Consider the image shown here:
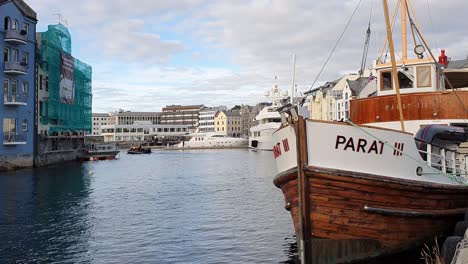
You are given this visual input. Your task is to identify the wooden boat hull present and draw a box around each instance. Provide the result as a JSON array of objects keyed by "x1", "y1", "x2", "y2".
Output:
[{"x1": 274, "y1": 165, "x2": 468, "y2": 263}]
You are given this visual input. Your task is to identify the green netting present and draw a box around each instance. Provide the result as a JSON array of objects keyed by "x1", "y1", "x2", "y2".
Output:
[{"x1": 39, "y1": 24, "x2": 92, "y2": 133}]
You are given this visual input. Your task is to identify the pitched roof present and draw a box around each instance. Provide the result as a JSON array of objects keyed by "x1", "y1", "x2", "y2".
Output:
[
  {"x1": 347, "y1": 77, "x2": 369, "y2": 96},
  {"x1": 226, "y1": 111, "x2": 241, "y2": 117},
  {"x1": 446, "y1": 59, "x2": 468, "y2": 70},
  {"x1": 0, "y1": 0, "x2": 37, "y2": 21}
]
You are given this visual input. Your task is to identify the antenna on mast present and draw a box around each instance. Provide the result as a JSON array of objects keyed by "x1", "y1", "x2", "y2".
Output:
[
  {"x1": 52, "y1": 14, "x2": 69, "y2": 28},
  {"x1": 291, "y1": 54, "x2": 296, "y2": 104}
]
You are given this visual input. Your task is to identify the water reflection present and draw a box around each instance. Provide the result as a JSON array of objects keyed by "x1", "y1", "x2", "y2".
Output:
[
  {"x1": 0, "y1": 151, "x2": 297, "y2": 263},
  {"x1": 0, "y1": 163, "x2": 92, "y2": 263},
  {"x1": 280, "y1": 236, "x2": 298, "y2": 264}
]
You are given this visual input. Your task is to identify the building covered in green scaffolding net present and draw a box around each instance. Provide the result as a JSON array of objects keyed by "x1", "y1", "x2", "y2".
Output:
[
  {"x1": 37, "y1": 23, "x2": 92, "y2": 134},
  {"x1": 36, "y1": 23, "x2": 92, "y2": 166}
]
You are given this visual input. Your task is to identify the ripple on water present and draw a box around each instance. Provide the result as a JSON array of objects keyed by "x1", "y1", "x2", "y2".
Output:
[{"x1": 0, "y1": 150, "x2": 295, "y2": 263}]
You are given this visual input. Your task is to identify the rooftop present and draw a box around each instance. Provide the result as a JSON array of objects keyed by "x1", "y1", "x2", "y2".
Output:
[{"x1": 0, "y1": 0, "x2": 37, "y2": 21}]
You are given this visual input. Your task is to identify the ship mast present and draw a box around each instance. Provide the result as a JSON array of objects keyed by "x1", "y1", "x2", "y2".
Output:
[
  {"x1": 291, "y1": 54, "x2": 296, "y2": 104},
  {"x1": 401, "y1": 0, "x2": 408, "y2": 61},
  {"x1": 383, "y1": 0, "x2": 406, "y2": 132}
]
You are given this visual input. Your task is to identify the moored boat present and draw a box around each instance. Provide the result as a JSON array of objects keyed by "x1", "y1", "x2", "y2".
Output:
[
  {"x1": 249, "y1": 84, "x2": 287, "y2": 150},
  {"x1": 127, "y1": 145, "x2": 151, "y2": 154},
  {"x1": 78, "y1": 143, "x2": 120, "y2": 161},
  {"x1": 177, "y1": 132, "x2": 248, "y2": 148},
  {"x1": 272, "y1": 0, "x2": 468, "y2": 263}
]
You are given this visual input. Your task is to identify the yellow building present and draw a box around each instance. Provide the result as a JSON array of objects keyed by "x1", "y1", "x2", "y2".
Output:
[
  {"x1": 214, "y1": 111, "x2": 242, "y2": 137},
  {"x1": 214, "y1": 111, "x2": 227, "y2": 134}
]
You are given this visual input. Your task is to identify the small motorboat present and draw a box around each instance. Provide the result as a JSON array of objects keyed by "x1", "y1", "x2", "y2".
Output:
[
  {"x1": 78, "y1": 143, "x2": 120, "y2": 161},
  {"x1": 127, "y1": 145, "x2": 152, "y2": 154}
]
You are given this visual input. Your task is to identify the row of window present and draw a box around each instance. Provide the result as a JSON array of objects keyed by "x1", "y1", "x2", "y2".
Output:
[
  {"x1": 216, "y1": 120, "x2": 242, "y2": 126},
  {"x1": 3, "y1": 79, "x2": 28, "y2": 101},
  {"x1": 4, "y1": 17, "x2": 29, "y2": 34},
  {"x1": 103, "y1": 127, "x2": 188, "y2": 133},
  {"x1": 3, "y1": 47, "x2": 29, "y2": 64},
  {"x1": 380, "y1": 66, "x2": 432, "y2": 91}
]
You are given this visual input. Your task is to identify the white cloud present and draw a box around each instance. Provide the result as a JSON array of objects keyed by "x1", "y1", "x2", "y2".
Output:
[{"x1": 26, "y1": 0, "x2": 468, "y2": 112}]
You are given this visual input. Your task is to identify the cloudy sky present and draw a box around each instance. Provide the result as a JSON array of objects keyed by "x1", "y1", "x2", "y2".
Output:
[{"x1": 27, "y1": 0, "x2": 468, "y2": 113}]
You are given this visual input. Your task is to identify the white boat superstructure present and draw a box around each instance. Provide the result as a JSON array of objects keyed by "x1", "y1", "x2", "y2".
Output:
[
  {"x1": 249, "y1": 84, "x2": 288, "y2": 150},
  {"x1": 177, "y1": 132, "x2": 248, "y2": 148}
]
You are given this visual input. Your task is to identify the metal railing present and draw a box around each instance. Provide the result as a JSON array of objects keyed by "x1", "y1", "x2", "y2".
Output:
[
  {"x1": 416, "y1": 139, "x2": 468, "y2": 177},
  {"x1": 4, "y1": 94, "x2": 27, "y2": 105},
  {"x1": 3, "y1": 133, "x2": 27, "y2": 144},
  {"x1": 4, "y1": 61, "x2": 28, "y2": 74},
  {"x1": 5, "y1": 30, "x2": 28, "y2": 43}
]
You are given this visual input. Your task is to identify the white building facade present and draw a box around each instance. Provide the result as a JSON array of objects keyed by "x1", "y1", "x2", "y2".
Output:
[
  {"x1": 92, "y1": 113, "x2": 111, "y2": 136},
  {"x1": 198, "y1": 106, "x2": 227, "y2": 133}
]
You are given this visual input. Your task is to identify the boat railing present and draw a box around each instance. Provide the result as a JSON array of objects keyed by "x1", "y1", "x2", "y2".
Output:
[{"x1": 415, "y1": 139, "x2": 468, "y2": 177}]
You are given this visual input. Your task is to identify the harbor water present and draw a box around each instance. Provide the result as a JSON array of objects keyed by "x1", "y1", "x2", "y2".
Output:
[{"x1": 0, "y1": 150, "x2": 297, "y2": 263}]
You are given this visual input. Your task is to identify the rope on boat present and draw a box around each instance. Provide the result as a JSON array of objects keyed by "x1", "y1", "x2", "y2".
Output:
[
  {"x1": 451, "y1": 237, "x2": 468, "y2": 264},
  {"x1": 345, "y1": 120, "x2": 467, "y2": 185}
]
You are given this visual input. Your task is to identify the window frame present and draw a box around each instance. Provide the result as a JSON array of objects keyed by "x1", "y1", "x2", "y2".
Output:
[
  {"x1": 380, "y1": 70, "x2": 393, "y2": 91},
  {"x1": 22, "y1": 119, "x2": 27, "y2": 132},
  {"x1": 12, "y1": 19, "x2": 18, "y2": 31},
  {"x1": 416, "y1": 65, "x2": 432, "y2": 88}
]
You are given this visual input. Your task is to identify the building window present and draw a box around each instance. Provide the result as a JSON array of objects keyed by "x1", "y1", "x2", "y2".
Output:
[
  {"x1": 4, "y1": 79, "x2": 9, "y2": 101},
  {"x1": 23, "y1": 23, "x2": 29, "y2": 34},
  {"x1": 22, "y1": 81, "x2": 28, "y2": 96},
  {"x1": 4, "y1": 17, "x2": 10, "y2": 30},
  {"x1": 45, "y1": 77, "x2": 49, "y2": 91},
  {"x1": 22, "y1": 119, "x2": 27, "y2": 131},
  {"x1": 3, "y1": 118, "x2": 16, "y2": 136},
  {"x1": 11, "y1": 49, "x2": 18, "y2": 62},
  {"x1": 4, "y1": 47, "x2": 9, "y2": 62},
  {"x1": 39, "y1": 75, "x2": 43, "y2": 90},
  {"x1": 12, "y1": 20, "x2": 18, "y2": 31},
  {"x1": 11, "y1": 80, "x2": 17, "y2": 99},
  {"x1": 21, "y1": 52, "x2": 28, "y2": 65}
]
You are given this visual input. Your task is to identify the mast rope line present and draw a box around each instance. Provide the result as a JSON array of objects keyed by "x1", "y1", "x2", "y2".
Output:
[
  {"x1": 307, "y1": 0, "x2": 363, "y2": 93},
  {"x1": 346, "y1": 119, "x2": 468, "y2": 184}
]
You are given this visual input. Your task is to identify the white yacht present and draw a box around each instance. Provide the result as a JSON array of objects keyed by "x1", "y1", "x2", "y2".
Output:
[
  {"x1": 177, "y1": 132, "x2": 248, "y2": 148},
  {"x1": 249, "y1": 84, "x2": 288, "y2": 151}
]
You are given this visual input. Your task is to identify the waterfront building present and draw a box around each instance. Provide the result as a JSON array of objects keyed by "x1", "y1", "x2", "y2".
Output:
[
  {"x1": 0, "y1": 0, "x2": 37, "y2": 170},
  {"x1": 36, "y1": 23, "x2": 92, "y2": 166},
  {"x1": 100, "y1": 123, "x2": 189, "y2": 142},
  {"x1": 161, "y1": 105, "x2": 202, "y2": 132},
  {"x1": 198, "y1": 105, "x2": 227, "y2": 133},
  {"x1": 306, "y1": 70, "x2": 373, "y2": 121},
  {"x1": 110, "y1": 110, "x2": 161, "y2": 125},
  {"x1": 92, "y1": 113, "x2": 111, "y2": 136},
  {"x1": 214, "y1": 110, "x2": 242, "y2": 137},
  {"x1": 239, "y1": 104, "x2": 262, "y2": 138},
  {"x1": 306, "y1": 80, "x2": 339, "y2": 121}
]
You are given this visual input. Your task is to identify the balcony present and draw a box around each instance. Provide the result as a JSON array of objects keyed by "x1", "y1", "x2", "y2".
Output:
[
  {"x1": 4, "y1": 61, "x2": 27, "y2": 75},
  {"x1": 4, "y1": 94, "x2": 27, "y2": 106},
  {"x1": 3, "y1": 133, "x2": 26, "y2": 145},
  {"x1": 4, "y1": 30, "x2": 28, "y2": 45}
]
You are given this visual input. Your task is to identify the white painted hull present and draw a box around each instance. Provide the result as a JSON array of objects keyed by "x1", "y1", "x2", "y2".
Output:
[
  {"x1": 249, "y1": 124, "x2": 280, "y2": 151},
  {"x1": 273, "y1": 120, "x2": 464, "y2": 185},
  {"x1": 249, "y1": 136, "x2": 274, "y2": 151},
  {"x1": 177, "y1": 137, "x2": 248, "y2": 148}
]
